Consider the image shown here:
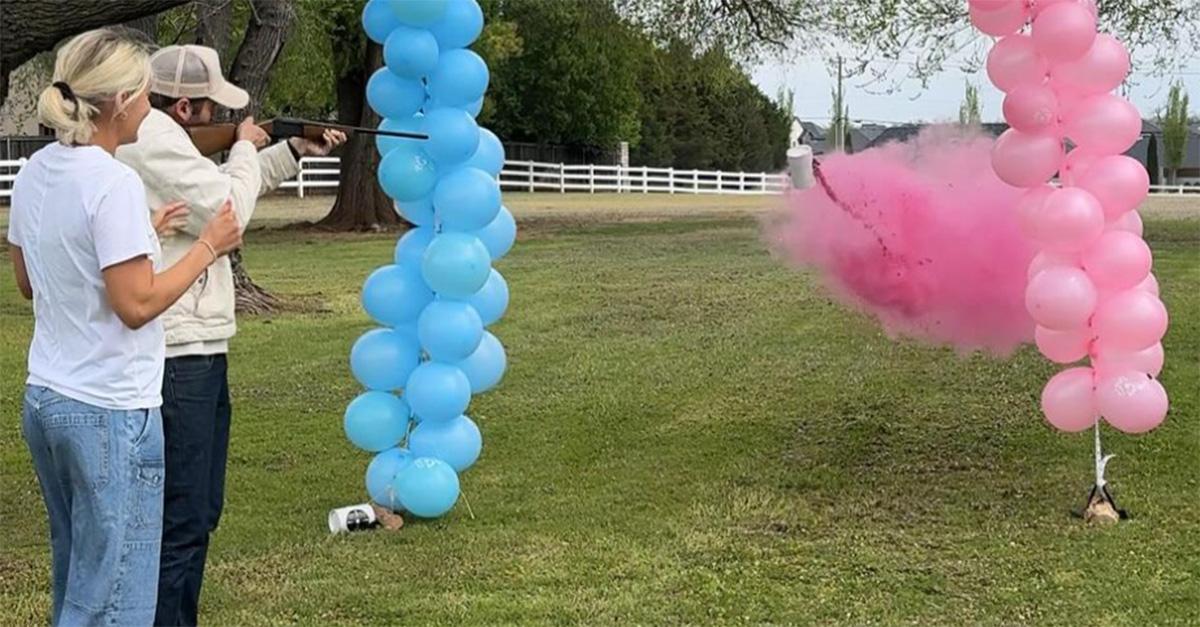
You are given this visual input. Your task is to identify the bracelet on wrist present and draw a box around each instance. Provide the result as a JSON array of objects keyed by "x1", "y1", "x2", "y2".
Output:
[{"x1": 197, "y1": 239, "x2": 218, "y2": 264}]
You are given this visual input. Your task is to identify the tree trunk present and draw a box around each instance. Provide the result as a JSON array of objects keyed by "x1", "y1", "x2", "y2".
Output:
[
  {"x1": 227, "y1": 0, "x2": 296, "y2": 119},
  {"x1": 221, "y1": 0, "x2": 296, "y2": 314},
  {"x1": 122, "y1": 13, "x2": 160, "y2": 40},
  {"x1": 194, "y1": 0, "x2": 235, "y2": 58},
  {"x1": 230, "y1": 249, "x2": 282, "y2": 315},
  {"x1": 0, "y1": 0, "x2": 189, "y2": 106},
  {"x1": 316, "y1": 42, "x2": 401, "y2": 231}
]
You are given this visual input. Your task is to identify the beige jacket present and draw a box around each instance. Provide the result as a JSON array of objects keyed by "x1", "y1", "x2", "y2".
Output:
[{"x1": 116, "y1": 109, "x2": 299, "y2": 354}]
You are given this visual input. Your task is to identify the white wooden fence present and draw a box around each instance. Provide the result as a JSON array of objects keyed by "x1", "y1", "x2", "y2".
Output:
[
  {"x1": 0, "y1": 158, "x2": 22, "y2": 201},
  {"x1": 2, "y1": 156, "x2": 1198, "y2": 201},
  {"x1": 499, "y1": 160, "x2": 788, "y2": 195}
]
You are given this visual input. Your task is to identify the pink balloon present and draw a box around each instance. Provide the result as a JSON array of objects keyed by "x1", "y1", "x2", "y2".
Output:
[
  {"x1": 1026, "y1": 265, "x2": 1097, "y2": 329},
  {"x1": 1136, "y1": 272, "x2": 1159, "y2": 296},
  {"x1": 1081, "y1": 231, "x2": 1152, "y2": 290},
  {"x1": 1032, "y1": 2, "x2": 1097, "y2": 63},
  {"x1": 1017, "y1": 185, "x2": 1056, "y2": 239},
  {"x1": 1096, "y1": 370, "x2": 1168, "y2": 434},
  {"x1": 1058, "y1": 148, "x2": 1100, "y2": 185},
  {"x1": 992, "y1": 129, "x2": 1065, "y2": 187},
  {"x1": 1003, "y1": 84, "x2": 1060, "y2": 134},
  {"x1": 1036, "y1": 325, "x2": 1093, "y2": 363},
  {"x1": 1076, "y1": 155, "x2": 1150, "y2": 219},
  {"x1": 970, "y1": 0, "x2": 1013, "y2": 11},
  {"x1": 987, "y1": 35, "x2": 1050, "y2": 93},
  {"x1": 971, "y1": 1, "x2": 1032, "y2": 37},
  {"x1": 1041, "y1": 367, "x2": 1098, "y2": 432},
  {"x1": 1105, "y1": 209, "x2": 1144, "y2": 237},
  {"x1": 1064, "y1": 94, "x2": 1142, "y2": 155},
  {"x1": 1092, "y1": 289, "x2": 1168, "y2": 350},
  {"x1": 1052, "y1": 34, "x2": 1131, "y2": 97},
  {"x1": 1028, "y1": 187, "x2": 1105, "y2": 252},
  {"x1": 1093, "y1": 341, "x2": 1164, "y2": 377},
  {"x1": 1027, "y1": 250, "x2": 1081, "y2": 280},
  {"x1": 1032, "y1": 0, "x2": 1074, "y2": 15}
]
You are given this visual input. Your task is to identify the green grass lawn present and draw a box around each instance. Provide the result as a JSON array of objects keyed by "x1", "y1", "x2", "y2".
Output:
[{"x1": 0, "y1": 204, "x2": 1197, "y2": 625}]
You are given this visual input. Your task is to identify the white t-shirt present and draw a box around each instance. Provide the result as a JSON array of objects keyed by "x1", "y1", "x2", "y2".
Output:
[{"x1": 7, "y1": 142, "x2": 165, "y2": 410}]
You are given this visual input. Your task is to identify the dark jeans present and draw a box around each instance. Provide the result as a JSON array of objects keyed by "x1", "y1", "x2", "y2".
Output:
[{"x1": 154, "y1": 354, "x2": 231, "y2": 627}]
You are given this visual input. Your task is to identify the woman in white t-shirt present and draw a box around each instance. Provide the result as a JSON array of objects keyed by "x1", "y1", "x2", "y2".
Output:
[{"x1": 5, "y1": 29, "x2": 242, "y2": 626}]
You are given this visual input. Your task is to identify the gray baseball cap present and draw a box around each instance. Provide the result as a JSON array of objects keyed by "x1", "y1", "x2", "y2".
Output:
[{"x1": 149, "y1": 45, "x2": 249, "y2": 109}]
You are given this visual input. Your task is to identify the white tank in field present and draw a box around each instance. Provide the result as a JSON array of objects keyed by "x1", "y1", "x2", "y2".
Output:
[{"x1": 787, "y1": 145, "x2": 815, "y2": 190}]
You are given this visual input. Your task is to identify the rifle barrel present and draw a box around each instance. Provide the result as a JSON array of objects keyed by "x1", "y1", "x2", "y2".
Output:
[
  {"x1": 275, "y1": 118, "x2": 427, "y2": 141},
  {"x1": 353, "y1": 127, "x2": 428, "y2": 140}
]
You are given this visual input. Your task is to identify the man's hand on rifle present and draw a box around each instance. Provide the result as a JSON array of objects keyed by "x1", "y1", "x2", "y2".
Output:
[
  {"x1": 289, "y1": 129, "x2": 348, "y2": 157},
  {"x1": 236, "y1": 116, "x2": 271, "y2": 149}
]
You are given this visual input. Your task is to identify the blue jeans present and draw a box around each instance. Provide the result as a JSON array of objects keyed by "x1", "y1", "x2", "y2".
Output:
[
  {"x1": 155, "y1": 354, "x2": 231, "y2": 627},
  {"x1": 22, "y1": 385, "x2": 165, "y2": 627}
]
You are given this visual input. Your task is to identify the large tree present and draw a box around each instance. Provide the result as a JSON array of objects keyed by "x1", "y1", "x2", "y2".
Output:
[
  {"x1": 316, "y1": 40, "x2": 396, "y2": 231},
  {"x1": 218, "y1": 0, "x2": 298, "y2": 313},
  {"x1": 0, "y1": 0, "x2": 190, "y2": 106},
  {"x1": 311, "y1": 0, "x2": 398, "y2": 231}
]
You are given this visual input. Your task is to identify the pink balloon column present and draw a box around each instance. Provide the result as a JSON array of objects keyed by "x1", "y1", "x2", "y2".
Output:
[{"x1": 971, "y1": 0, "x2": 1168, "y2": 435}]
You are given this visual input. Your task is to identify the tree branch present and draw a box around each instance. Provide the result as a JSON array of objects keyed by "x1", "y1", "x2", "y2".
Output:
[{"x1": 1, "y1": 0, "x2": 190, "y2": 106}]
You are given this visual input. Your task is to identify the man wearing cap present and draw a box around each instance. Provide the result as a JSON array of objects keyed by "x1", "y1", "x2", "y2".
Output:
[{"x1": 116, "y1": 44, "x2": 345, "y2": 626}]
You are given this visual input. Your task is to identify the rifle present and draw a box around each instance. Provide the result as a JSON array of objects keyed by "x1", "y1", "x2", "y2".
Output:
[{"x1": 187, "y1": 118, "x2": 428, "y2": 156}]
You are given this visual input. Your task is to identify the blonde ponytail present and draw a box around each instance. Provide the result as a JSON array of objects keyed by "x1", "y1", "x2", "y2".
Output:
[{"x1": 37, "y1": 29, "x2": 151, "y2": 146}]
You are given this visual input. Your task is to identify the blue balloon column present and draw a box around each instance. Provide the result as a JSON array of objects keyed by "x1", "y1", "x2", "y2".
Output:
[{"x1": 348, "y1": 0, "x2": 512, "y2": 519}]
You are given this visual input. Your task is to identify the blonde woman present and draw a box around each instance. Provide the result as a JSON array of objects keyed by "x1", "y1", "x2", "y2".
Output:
[{"x1": 6, "y1": 29, "x2": 241, "y2": 626}]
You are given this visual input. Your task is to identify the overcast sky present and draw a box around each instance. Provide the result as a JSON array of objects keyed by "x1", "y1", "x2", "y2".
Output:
[{"x1": 751, "y1": 43, "x2": 1200, "y2": 127}]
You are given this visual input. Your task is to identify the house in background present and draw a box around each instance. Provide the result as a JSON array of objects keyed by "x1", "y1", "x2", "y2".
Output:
[
  {"x1": 858, "y1": 119, "x2": 1198, "y2": 187},
  {"x1": 1129, "y1": 120, "x2": 1200, "y2": 185},
  {"x1": 790, "y1": 118, "x2": 890, "y2": 155},
  {"x1": 791, "y1": 118, "x2": 828, "y2": 155}
]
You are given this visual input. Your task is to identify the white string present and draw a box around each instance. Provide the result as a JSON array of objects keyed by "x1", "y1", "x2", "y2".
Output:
[{"x1": 1094, "y1": 421, "x2": 1115, "y2": 491}]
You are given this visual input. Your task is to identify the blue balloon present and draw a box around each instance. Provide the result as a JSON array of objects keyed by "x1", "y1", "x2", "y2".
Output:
[
  {"x1": 418, "y1": 300, "x2": 483, "y2": 361},
  {"x1": 365, "y1": 447, "x2": 414, "y2": 509},
  {"x1": 379, "y1": 144, "x2": 438, "y2": 202},
  {"x1": 424, "y1": 95, "x2": 483, "y2": 118},
  {"x1": 465, "y1": 269, "x2": 508, "y2": 326},
  {"x1": 350, "y1": 328, "x2": 421, "y2": 391},
  {"x1": 421, "y1": 232, "x2": 491, "y2": 298},
  {"x1": 408, "y1": 415, "x2": 481, "y2": 472},
  {"x1": 362, "y1": 264, "x2": 433, "y2": 326},
  {"x1": 344, "y1": 391, "x2": 410, "y2": 452},
  {"x1": 392, "y1": 457, "x2": 459, "y2": 518},
  {"x1": 405, "y1": 362, "x2": 471, "y2": 422},
  {"x1": 465, "y1": 97, "x2": 484, "y2": 117},
  {"x1": 366, "y1": 68, "x2": 425, "y2": 120},
  {"x1": 391, "y1": 0, "x2": 448, "y2": 26},
  {"x1": 463, "y1": 128, "x2": 504, "y2": 178},
  {"x1": 362, "y1": 0, "x2": 403, "y2": 44},
  {"x1": 473, "y1": 206, "x2": 516, "y2": 261},
  {"x1": 424, "y1": 108, "x2": 479, "y2": 166},
  {"x1": 427, "y1": 49, "x2": 489, "y2": 107},
  {"x1": 376, "y1": 115, "x2": 423, "y2": 157},
  {"x1": 428, "y1": 0, "x2": 484, "y2": 49},
  {"x1": 454, "y1": 331, "x2": 506, "y2": 393},
  {"x1": 384, "y1": 25, "x2": 439, "y2": 79},
  {"x1": 433, "y1": 167, "x2": 500, "y2": 231},
  {"x1": 394, "y1": 196, "x2": 434, "y2": 226},
  {"x1": 394, "y1": 225, "x2": 435, "y2": 268}
]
